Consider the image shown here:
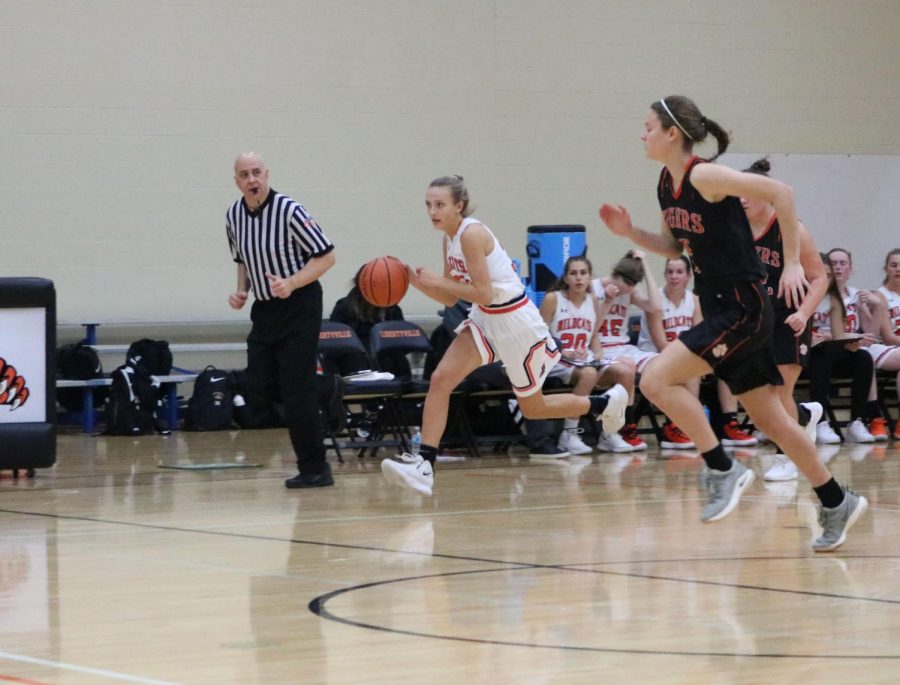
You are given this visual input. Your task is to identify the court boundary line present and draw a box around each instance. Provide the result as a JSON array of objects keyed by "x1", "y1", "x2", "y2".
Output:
[{"x1": 0, "y1": 650, "x2": 183, "y2": 685}]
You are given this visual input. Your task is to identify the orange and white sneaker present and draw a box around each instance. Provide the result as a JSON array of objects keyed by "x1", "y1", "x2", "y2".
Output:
[
  {"x1": 721, "y1": 420, "x2": 758, "y2": 446},
  {"x1": 660, "y1": 421, "x2": 695, "y2": 450},
  {"x1": 868, "y1": 417, "x2": 889, "y2": 442},
  {"x1": 619, "y1": 423, "x2": 647, "y2": 451}
]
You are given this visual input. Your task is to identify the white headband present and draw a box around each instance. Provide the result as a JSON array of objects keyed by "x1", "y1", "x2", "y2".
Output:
[{"x1": 659, "y1": 98, "x2": 694, "y2": 141}]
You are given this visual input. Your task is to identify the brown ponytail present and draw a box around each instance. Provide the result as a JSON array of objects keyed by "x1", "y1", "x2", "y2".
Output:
[{"x1": 651, "y1": 96, "x2": 730, "y2": 161}]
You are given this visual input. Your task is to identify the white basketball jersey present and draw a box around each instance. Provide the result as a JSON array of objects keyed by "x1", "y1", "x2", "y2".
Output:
[
  {"x1": 549, "y1": 292, "x2": 596, "y2": 361},
  {"x1": 811, "y1": 295, "x2": 834, "y2": 337},
  {"x1": 446, "y1": 217, "x2": 523, "y2": 305},
  {"x1": 592, "y1": 277, "x2": 631, "y2": 345},
  {"x1": 637, "y1": 287, "x2": 695, "y2": 352},
  {"x1": 878, "y1": 285, "x2": 900, "y2": 335},
  {"x1": 843, "y1": 286, "x2": 860, "y2": 333}
]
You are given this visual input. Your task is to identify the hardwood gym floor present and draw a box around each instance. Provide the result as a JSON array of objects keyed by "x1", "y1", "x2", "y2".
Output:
[{"x1": 1, "y1": 430, "x2": 898, "y2": 684}]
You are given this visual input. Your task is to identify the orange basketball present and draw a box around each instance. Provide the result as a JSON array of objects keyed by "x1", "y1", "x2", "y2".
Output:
[{"x1": 359, "y1": 256, "x2": 409, "y2": 307}]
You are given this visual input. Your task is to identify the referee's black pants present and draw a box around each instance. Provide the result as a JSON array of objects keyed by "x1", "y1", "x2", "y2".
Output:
[{"x1": 246, "y1": 283, "x2": 327, "y2": 475}]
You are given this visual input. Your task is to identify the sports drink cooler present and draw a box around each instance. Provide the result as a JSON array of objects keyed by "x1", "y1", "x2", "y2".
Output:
[{"x1": 526, "y1": 225, "x2": 586, "y2": 305}]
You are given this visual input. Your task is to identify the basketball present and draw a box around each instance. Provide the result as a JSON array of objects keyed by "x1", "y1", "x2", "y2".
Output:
[{"x1": 359, "y1": 256, "x2": 409, "y2": 307}]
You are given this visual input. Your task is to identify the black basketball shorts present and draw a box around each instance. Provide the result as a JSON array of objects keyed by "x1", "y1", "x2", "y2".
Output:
[
  {"x1": 679, "y1": 280, "x2": 782, "y2": 395},
  {"x1": 771, "y1": 308, "x2": 812, "y2": 367}
]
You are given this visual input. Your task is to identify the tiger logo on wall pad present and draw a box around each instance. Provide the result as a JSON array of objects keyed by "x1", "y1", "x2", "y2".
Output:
[{"x1": 0, "y1": 357, "x2": 30, "y2": 410}]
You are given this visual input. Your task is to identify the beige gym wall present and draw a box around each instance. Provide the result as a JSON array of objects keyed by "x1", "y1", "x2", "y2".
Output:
[{"x1": 3, "y1": 1, "x2": 899, "y2": 325}]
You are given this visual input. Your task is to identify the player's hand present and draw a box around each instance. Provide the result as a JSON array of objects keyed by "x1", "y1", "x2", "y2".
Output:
[
  {"x1": 228, "y1": 291, "x2": 249, "y2": 309},
  {"x1": 599, "y1": 204, "x2": 634, "y2": 237},
  {"x1": 604, "y1": 282, "x2": 621, "y2": 299},
  {"x1": 413, "y1": 267, "x2": 442, "y2": 290},
  {"x1": 785, "y1": 311, "x2": 808, "y2": 335},
  {"x1": 628, "y1": 249, "x2": 646, "y2": 261},
  {"x1": 860, "y1": 332, "x2": 878, "y2": 347},
  {"x1": 778, "y1": 262, "x2": 809, "y2": 310},
  {"x1": 266, "y1": 273, "x2": 295, "y2": 299}
]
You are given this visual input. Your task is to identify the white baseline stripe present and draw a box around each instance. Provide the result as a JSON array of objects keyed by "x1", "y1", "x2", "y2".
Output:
[{"x1": 0, "y1": 650, "x2": 184, "y2": 685}]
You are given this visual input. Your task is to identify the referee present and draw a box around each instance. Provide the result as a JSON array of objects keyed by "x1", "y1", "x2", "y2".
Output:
[{"x1": 226, "y1": 152, "x2": 337, "y2": 488}]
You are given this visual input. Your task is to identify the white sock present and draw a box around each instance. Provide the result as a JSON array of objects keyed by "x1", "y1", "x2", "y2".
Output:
[{"x1": 563, "y1": 418, "x2": 579, "y2": 430}]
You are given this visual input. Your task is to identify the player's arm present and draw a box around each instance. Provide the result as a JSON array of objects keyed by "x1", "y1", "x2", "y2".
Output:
[
  {"x1": 407, "y1": 239, "x2": 458, "y2": 306},
  {"x1": 871, "y1": 291, "x2": 900, "y2": 345},
  {"x1": 785, "y1": 223, "x2": 827, "y2": 334},
  {"x1": 589, "y1": 295, "x2": 605, "y2": 359},
  {"x1": 691, "y1": 164, "x2": 807, "y2": 307},
  {"x1": 539, "y1": 291, "x2": 557, "y2": 327},
  {"x1": 692, "y1": 293, "x2": 703, "y2": 324},
  {"x1": 409, "y1": 223, "x2": 495, "y2": 306},
  {"x1": 629, "y1": 252, "x2": 662, "y2": 315},
  {"x1": 599, "y1": 204, "x2": 683, "y2": 259},
  {"x1": 646, "y1": 309, "x2": 668, "y2": 350}
]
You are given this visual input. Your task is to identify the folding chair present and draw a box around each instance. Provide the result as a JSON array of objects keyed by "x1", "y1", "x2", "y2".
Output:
[
  {"x1": 368, "y1": 320, "x2": 434, "y2": 444},
  {"x1": 317, "y1": 321, "x2": 406, "y2": 458}
]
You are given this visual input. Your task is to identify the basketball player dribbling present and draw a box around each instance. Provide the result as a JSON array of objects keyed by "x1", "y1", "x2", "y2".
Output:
[
  {"x1": 381, "y1": 175, "x2": 627, "y2": 496},
  {"x1": 599, "y1": 96, "x2": 866, "y2": 551}
]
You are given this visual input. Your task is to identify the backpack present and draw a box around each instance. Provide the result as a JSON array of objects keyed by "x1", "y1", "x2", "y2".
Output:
[
  {"x1": 56, "y1": 342, "x2": 107, "y2": 410},
  {"x1": 104, "y1": 360, "x2": 163, "y2": 435},
  {"x1": 185, "y1": 366, "x2": 235, "y2": 431},
  {"x1": 126, "y1": 339, "x2": 173, "y2": 376},
  {"x1": 317, "y1": 372, "x2": 346, "y2": 433}
]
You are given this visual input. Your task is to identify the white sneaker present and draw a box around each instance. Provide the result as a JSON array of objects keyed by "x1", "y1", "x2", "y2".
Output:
[
  {"x1": 763, "y1": 454, "x2": 799, "y2": 482},
  {"x1": 381, "y1": 453, "x2": 434, "y2": 496},
  {"x1": 558, "y1": 428, "x2": 593, "y2": 455},
  {"x1": 799, "y1": 402, "x2": 824, "y2": 443},
  {"x1": 846, "y1": 419, "x2": 875, "y2": 444},
  {"x1": 595, "y1": 431, "x2": 634, "y2": 453},
  {"x1": 816, "y1": 422, "x2": 841, "y2": 445},
  {"x1": 597, "y1": 384, "x2": 628, "y2": 434}
]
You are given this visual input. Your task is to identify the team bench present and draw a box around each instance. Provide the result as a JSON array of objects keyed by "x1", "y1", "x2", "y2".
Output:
[{"x1": 57, "y1": 374, "x2": 198, "y2": 434}]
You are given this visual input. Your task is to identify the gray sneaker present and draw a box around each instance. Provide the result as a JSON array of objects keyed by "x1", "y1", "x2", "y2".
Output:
[
  {"x1": 813, "y1": 489, "x2": 868, "y2": 552},
  {"x1": 701, "y1": 460, "x2": 755, "y2": 522}
]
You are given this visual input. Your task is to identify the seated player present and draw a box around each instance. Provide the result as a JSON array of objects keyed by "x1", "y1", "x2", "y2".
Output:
[{"x1": 591, "y1": 250, "x2": 662, "y2": 451}]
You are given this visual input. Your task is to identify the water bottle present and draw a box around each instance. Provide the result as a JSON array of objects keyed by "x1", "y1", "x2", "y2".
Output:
[{"x1": 410, "y1": 427, "x2": 422, "y2": 456}]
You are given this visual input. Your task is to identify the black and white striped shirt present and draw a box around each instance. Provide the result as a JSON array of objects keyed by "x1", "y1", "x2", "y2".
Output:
[{"x1": 226, "y1": 189, "x2": 334, "y2": 301}]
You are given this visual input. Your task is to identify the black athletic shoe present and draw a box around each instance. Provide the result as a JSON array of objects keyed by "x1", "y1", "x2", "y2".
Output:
[
  {"x1": 529, "y1": 439, "x2": 570, "y2": 459},
  {"x1": 285, "y1": 466, "x2": 335, "y2": 489}
]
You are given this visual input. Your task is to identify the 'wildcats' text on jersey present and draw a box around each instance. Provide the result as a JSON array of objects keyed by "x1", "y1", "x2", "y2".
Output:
[{"x1": 550, "y1": 292, "x2": 597, "y2": 357}]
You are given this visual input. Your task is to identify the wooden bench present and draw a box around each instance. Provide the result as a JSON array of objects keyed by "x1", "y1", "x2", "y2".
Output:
[{"x1": 57, "y1": 374, "x2": 198, "y2": 434}]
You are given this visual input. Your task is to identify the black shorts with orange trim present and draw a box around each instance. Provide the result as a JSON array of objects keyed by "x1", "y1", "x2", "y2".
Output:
[
  {"x1": 679, "y1": 280, "x2": 782, "y2": 395},
  {"x1": 772, "y1": 307, "x2": 812, "y2": 367}
]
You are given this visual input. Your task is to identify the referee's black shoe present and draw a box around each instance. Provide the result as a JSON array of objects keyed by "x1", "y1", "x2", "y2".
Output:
[{"x1": 285, "y1": 464, "x2": 335, "y2": 489}]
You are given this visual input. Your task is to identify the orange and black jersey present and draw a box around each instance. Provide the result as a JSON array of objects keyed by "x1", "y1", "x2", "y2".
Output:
[
  {"x1": 657, "y1": 157, "x2": 766, "y2": 297},
  {"x1": 753, "y1": 214, "x2": 793, "y2": 314}
]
